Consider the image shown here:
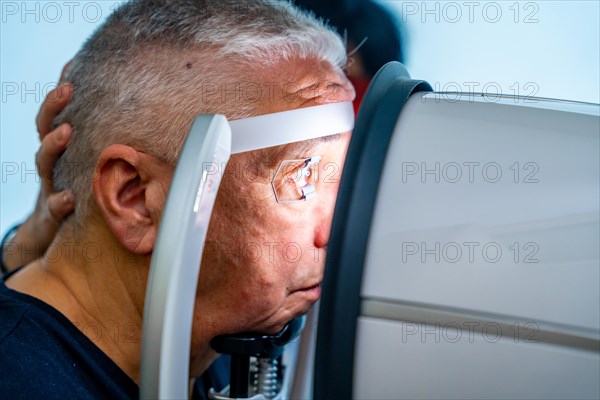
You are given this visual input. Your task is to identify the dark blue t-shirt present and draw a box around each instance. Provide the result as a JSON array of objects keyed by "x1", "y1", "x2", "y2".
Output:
[{"x1": 0, "y1": 272, "x2": 229, "y2": 399}]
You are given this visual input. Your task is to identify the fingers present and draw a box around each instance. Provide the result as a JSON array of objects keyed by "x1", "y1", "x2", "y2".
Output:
[
  {"x1": 36, "y1": 124, "x2": 71, "y2": 183},
  {"x1": 35, "y1": 124, "x2": 75, "y2": 226},
  {"x1": 36, "y1": 60, "x2": 73, "y2": 138},
  {"x1": 36, "y1": 82, "x2": 72, "y2": 139},
  {"x1": 46, "y1": 191, "x2": 75, "y2": 223}
]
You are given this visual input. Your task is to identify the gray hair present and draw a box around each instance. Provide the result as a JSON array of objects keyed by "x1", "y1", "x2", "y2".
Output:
[{"x1": 54, "y1": 0, "x2": 347, "y2": 222}]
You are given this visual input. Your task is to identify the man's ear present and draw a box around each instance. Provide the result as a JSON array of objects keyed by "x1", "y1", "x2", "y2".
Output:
[{"x1": 92, "y1": 144, "x2": 171, "y2": 254}]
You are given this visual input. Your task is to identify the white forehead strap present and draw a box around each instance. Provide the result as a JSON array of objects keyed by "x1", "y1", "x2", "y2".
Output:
[{"x1": 228, "y1": 101, "x2": 355, "y2": 154}]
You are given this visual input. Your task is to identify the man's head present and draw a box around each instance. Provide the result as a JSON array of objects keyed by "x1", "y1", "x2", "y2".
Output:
[
  {"x1": 54, "y1": 0, "x2": 351, "y2": 216},
  {"x1": 51, "y1": 0, "x2": 354, "y2": 371}
]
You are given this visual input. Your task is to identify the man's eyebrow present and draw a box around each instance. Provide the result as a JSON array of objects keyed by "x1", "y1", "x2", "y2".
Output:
[
  {"x1": 319, "y1": 133, "x2": 341, "y2": 143},
  {"x1": 292, "y1": 133, "x2": 342, "y2": 157},
  {"x1": 304, "y1": 133, "x2": 341, "y2": 150}
]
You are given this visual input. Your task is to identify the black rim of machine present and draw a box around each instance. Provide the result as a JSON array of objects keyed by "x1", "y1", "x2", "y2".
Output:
[{"x1": 314, "y1": 62, "x2": 432, "y2": 400}]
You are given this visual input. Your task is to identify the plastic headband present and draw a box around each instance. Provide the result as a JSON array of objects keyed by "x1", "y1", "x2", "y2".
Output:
[{"x1": 228, "y1": 101, "x2": 355, "y2": 154}]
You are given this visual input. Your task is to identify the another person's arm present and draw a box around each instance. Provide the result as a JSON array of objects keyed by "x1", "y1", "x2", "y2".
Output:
[{"x1": 1, "y1": 79, "x2": 74, "y2": 273}]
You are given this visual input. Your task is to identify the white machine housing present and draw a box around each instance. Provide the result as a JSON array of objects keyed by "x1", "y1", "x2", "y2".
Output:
[{"x1": 314, "y1": 62, "x2": 600, "y2": 400}]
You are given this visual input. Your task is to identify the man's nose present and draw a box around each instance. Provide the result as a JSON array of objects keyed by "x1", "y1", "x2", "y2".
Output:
[
  {"x1": 313, "y1": 220, "x2": 331, "y2": 249},
  {"x1": 313, "y1": 189, "x2": 338, "y2": 249}
]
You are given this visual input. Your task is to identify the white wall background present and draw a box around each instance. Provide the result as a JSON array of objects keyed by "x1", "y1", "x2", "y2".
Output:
[
  {"x1": 383, "y1": 0, "x2": 600, "y2": 103},
  {"x1": 1, "y1": 1, "x2": 123, "y2": 235},
  {"x1": 1, "y1": 0, "x2": 599, "y2": 236}
]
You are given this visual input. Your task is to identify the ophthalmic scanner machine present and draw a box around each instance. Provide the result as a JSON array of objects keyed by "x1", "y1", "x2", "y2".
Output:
[{"x1": 140, "y1": 62, "x2": 600, "y2": 400}]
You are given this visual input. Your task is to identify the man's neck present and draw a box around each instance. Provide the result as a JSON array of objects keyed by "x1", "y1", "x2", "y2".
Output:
[{"x1": 6, "y1": 225, "x2": 149, "y2": 383}]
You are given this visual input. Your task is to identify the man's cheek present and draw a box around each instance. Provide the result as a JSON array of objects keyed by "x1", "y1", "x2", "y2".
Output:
[
  {"x1": 240, "y1": 270, "x2": 287, "y2": 304},
  {"x1": 239, "y1": 269, "x2": 282, "y2": 301}
]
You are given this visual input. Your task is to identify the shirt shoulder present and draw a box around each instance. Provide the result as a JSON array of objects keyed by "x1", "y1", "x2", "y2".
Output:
[{"x1": 0, "y1": 279, "x2": 138, "y2": 399}]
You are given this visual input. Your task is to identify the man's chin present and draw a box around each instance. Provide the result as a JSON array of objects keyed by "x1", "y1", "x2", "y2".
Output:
[
  {"x1": 287, "y1": 283, "x2": 322, "y2": 318},
  {"x1": 259, "y1": 289, "x2": 321, "y2": 335}
]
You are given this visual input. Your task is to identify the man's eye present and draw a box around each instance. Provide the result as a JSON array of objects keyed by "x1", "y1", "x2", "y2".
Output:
[
  {"x1": 273, "y1": 160, "x2": 308, "y2": 202},
  {"x1": 272, "y1": 156, "x2": 321, "y2": 204},
  {"x1": 292, "y1": 162, "x2": 317, "y2": 185}
]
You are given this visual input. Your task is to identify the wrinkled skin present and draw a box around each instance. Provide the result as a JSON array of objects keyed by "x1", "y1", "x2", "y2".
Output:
[{"x1": 189, "y1": 57, "x2": 355, "y2": 371}]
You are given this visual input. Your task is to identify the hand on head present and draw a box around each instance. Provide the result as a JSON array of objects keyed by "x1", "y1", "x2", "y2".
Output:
[{"x1": 1, "y1": 63, "x2": 74, "y2": 272}]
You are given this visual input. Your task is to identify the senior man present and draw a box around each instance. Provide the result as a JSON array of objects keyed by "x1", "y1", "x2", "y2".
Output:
[{"x1": 0, "y1": 0, "x2": 355, "y2": 397}]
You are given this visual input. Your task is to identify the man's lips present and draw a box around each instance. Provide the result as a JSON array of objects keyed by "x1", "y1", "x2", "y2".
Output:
[
  {"x1": 294, "y1": 282, "x2": 322, "y2": 301},
  {"x1": 294, "y1": 281, "x2": 321, "y2": 292}
]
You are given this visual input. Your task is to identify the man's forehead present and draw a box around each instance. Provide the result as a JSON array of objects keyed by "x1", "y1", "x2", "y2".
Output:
[
  {"x1": 284, "y1": 68, "x2": 352, "y2": 99},
  {"x1": 255, "y1": 58, "x2": 355, "y2": 112}
]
